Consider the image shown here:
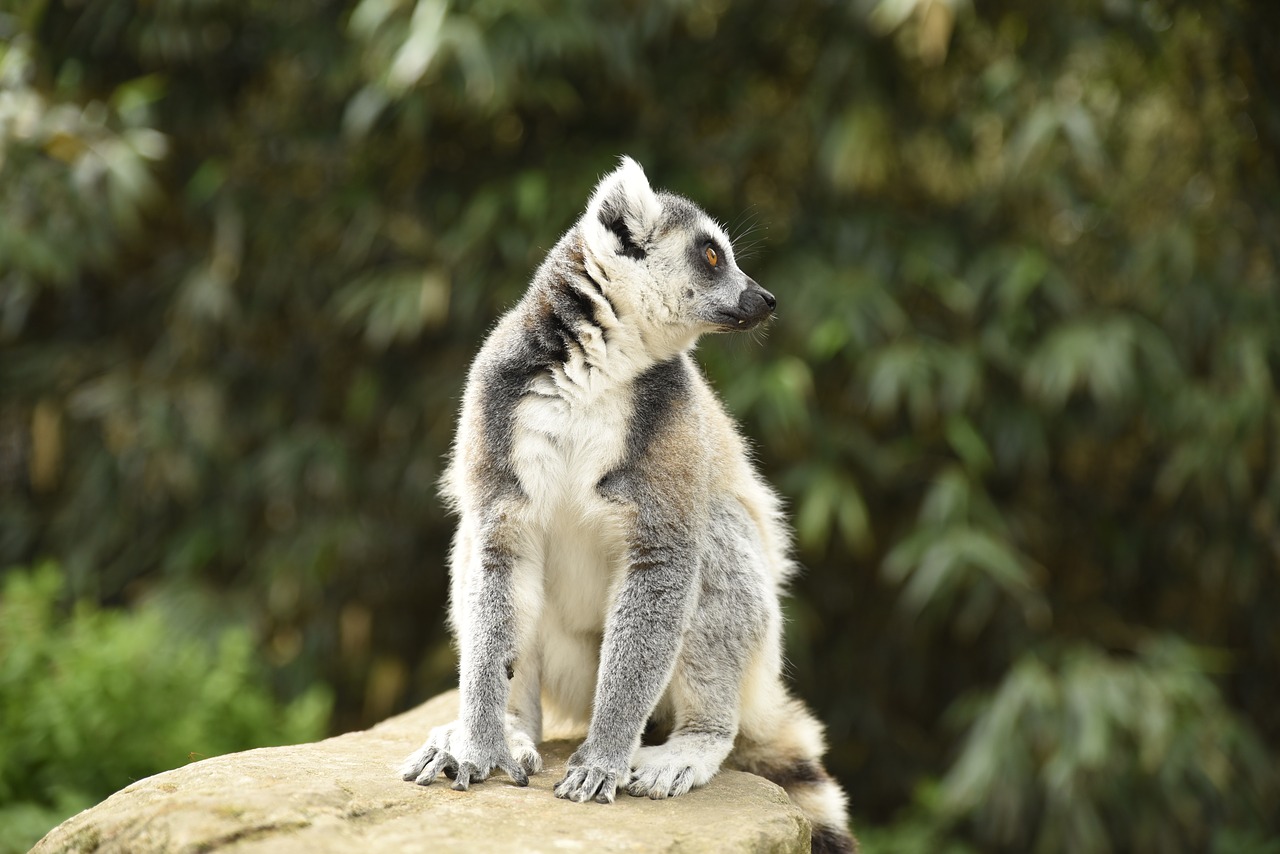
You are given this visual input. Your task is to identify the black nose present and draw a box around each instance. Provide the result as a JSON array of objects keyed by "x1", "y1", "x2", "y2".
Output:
[
  {"x1": 737, "y1": 283, "x2": 776, "y2": 325},
  {"x1": 743, "y1": 277, "x2": 775, "y2": 313}
]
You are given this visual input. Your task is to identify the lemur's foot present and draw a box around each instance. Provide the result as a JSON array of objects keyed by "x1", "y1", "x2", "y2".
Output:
[
  {"x1": 626, "y1": 742, "x2": 720, "y2": 799},
  {"x1": 509, "y1": 728, "x2": 543, "y2": 775},
  {"x1": 399, "y1": 720, "x2": 529, "y2": 790}
]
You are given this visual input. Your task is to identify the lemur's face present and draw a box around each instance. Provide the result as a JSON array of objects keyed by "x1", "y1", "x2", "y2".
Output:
[
  {"x1": 646, "y1": 192, "x2": 776, "y2": 335},
  {"x1": 581, "y1": 158, "x2": 776, "y2": 355}
]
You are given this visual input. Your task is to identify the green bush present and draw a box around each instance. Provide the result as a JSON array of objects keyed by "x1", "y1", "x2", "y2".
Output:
[
  {"x1": 0, "y1": 564, "x2": 331, "y2": 853},
  {"x1": 939, "y1": 639, "x2": 1274, "y2": 852}
]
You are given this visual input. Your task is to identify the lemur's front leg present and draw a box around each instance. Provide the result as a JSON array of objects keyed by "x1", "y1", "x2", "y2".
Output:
[
  {"x1": 554, "y1": 498, "x2": 699, "y2": 804},
  {"x1": 400, "y1": 506, "x2": 533, "y2": 790}
]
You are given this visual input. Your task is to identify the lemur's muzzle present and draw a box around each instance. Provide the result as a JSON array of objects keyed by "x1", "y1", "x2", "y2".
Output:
[
  {"x1": 735, "y1": 279, "x2": 777, "y2": 328},
  {"x1": 711, "y1": 278, "x2": 776, "y2": 330}
]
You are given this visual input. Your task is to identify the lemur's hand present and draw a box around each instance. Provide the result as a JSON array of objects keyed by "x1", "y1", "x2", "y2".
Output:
[
  {"x1": 399, "y1": 720, "x2": 529, "y2": 790},
  {"x1": 553, "y1": 744, "x2": 630, "y2": 804}
]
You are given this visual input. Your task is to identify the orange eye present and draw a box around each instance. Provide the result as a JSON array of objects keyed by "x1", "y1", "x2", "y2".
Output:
[{"x1": 705, "y1": 245, "x2": 718, "y2": 267}]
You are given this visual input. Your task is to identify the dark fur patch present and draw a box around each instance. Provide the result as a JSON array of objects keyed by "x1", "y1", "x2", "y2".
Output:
[
  {"x1": 623, "y1": 357, "x2": 691, "y2": 461},
  {"x1": 474, "y1": 352, "x2": 538, "y2": 502},
  {"x1": 522, "y1": 295, "x2": 568, "y2": 365},
  {"x1": 812, "y1": 824, "x2": 859, "y2": 854},
  {"x1": 760, "y1": 759, "x2": 830, "y2": 790},
  {"x1": 570, "y1": 236, "x2": 619, "y2": 328},
  {"x1": 656, "y1": 192, "x2": 700, "y2": 233},
  {"x1": 604, "y1": 213, "x2": 646, "y2": 260},
  {"x1": 640, "y1": 716, "x2": 672, "y2": 746},
  {"x1": 583, "y1": 268, "x2": 619, "y2": 322},
  {"x1": 585, "y1": 268, "x2": 607, "y2": 295},
  {"x1": 562, "y1": 283, "x2": 600, "y2": 328},
  {"x1": 596, "y1": 358, "x2": 691, "y2": 504},
  {"x1": 524, "y1": 279, "x2": 608, "y2": 366},
  {"x1": 596, "y1": 469, "x2": 628, "y2": 500}
]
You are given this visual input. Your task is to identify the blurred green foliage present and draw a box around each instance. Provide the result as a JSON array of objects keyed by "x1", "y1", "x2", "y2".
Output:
[
  {"x1": 2, "y1": 0, "x2": 1279, "y2": 849},
  {"x1": 0, "y1": 564, "x2": 331, "y2": 852}
]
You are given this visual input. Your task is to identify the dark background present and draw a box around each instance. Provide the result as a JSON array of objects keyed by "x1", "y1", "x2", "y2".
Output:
[{"x1": 2, "y1": 0, "x2": 1279, "y2": 850}]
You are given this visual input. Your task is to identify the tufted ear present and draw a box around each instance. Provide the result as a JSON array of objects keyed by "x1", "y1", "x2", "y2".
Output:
[{"x1": 582, "y1": 156, "x2": 663, "y2": 263}]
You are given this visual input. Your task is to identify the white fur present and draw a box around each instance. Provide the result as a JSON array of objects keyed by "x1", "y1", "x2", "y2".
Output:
[
  {"x1": 581, "y1": 156, "x2": 663, "y2": 268},
  {"x1": 788, "y1": 779, "x2": 851, "y2": 829}
]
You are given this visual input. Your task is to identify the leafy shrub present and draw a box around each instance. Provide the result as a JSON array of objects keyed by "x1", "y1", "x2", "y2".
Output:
[
  {"x1": 940, "y1": 639, "x2": 1274, "y2": 853},
  {"x1": 0, "y1": 564, "x2": 331, "y2": 853}
]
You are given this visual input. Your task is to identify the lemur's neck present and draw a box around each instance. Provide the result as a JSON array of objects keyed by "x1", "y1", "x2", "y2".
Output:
[
  {"x1": 578, "y1": 243, "x2": 698, "y2": 370},
  {"x1": 522, "y1": 268, "x2": 683, "y2": 406}
]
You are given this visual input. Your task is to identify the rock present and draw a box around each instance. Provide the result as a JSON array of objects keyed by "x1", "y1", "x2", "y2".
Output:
[{"x1": 33, "y1": 691, "x2": 811, "y2": 853}]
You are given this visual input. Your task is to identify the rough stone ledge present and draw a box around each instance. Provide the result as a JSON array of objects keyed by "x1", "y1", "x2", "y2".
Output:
[{"x1": 34, "y1": 691, "x2": 811, "y2": 853}]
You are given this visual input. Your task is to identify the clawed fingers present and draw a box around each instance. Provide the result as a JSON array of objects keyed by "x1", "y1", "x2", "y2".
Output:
[
  {"x1": 401, "y1": 723, "x2": 538, "y2": 792},
  {"x1": 554, "y1": 765, "x2": 619, "y2": 803},
  {"x1": 626, "y1": 762, "x2": 697, "y2": 799},
  {"x1": 500, "y1": 756, "x2": 530, "y2": 787},
  {"x1": 405, "y1": 750, "x2": 529, "y2": 790},
  {"x1": 417, "y1": 747, "x2": 455, "y2": 785},
  {"x1": 398, "y1": 746, "x2": 430, "y2": 782},
  {"x1": 594, "y1": 771, "x2": 618, "y2": 804},
  {"x1": 577, "y1": 768, "x2": 606, "y2": 803},
  {"x1": 554, "y1": 767, "x2": 586, "y2": 799},
  {"x1": 452, "y1": 761, "x2": 477, "y2": 791}
]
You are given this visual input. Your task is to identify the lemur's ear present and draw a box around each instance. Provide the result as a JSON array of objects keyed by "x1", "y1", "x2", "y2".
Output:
[{"x1": 582, "y1": 156, "x2": 662, "y2": 263}]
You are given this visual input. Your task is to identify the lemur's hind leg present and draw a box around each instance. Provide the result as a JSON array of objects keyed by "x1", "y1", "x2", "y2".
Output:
[
  {"x1": 627, "y1": 638, "x2": 741, "y2": 799},
  {"x1": 628, "y1": 504, "x2": 767, "y2": 799}
]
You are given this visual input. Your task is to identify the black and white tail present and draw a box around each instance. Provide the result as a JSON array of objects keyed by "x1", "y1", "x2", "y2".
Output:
[{"x1": 731, "y1": 694, "x2": 858, "y2": 853}]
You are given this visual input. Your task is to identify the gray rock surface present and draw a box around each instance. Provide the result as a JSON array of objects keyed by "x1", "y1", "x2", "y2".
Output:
[{"x1": 33, "y1": 690, "x2": 811, "y2": 853}]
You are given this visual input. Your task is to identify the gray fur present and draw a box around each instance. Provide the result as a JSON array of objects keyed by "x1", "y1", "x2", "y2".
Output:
[{"x1": 400, "y1": 157, "x2": 855, "y2": 852}]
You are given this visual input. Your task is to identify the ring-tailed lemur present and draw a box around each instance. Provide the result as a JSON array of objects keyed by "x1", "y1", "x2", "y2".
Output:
[{"x1": 399, "y1": 157, "x2": 857, "y2": 853}]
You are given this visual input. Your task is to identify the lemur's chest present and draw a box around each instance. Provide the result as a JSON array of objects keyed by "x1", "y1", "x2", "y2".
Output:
[
  {"x1": 510, "y1": 376, "x2": 633, "y2": 632},
  {"x1": 511, "y1": 380, "x2": 630, "y2": 515}
]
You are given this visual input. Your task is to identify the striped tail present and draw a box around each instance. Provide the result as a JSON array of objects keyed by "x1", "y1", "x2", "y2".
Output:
[
  {"x1": 760, "y1": 759, "x2": 857, "y2": 854},
  {"x1": 732, "y1": 694, "x2": 858, "y2": 853}
]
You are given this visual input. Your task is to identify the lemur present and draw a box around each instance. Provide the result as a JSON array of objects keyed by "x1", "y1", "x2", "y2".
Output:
[{"x1": 400, "y1": 157, "x2": 856, "y2": 853}]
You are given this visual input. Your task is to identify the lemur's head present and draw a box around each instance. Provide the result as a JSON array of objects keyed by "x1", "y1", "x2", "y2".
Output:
[{"x1": 579, "y1": 157, "x2": 775, "y2": 356}]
